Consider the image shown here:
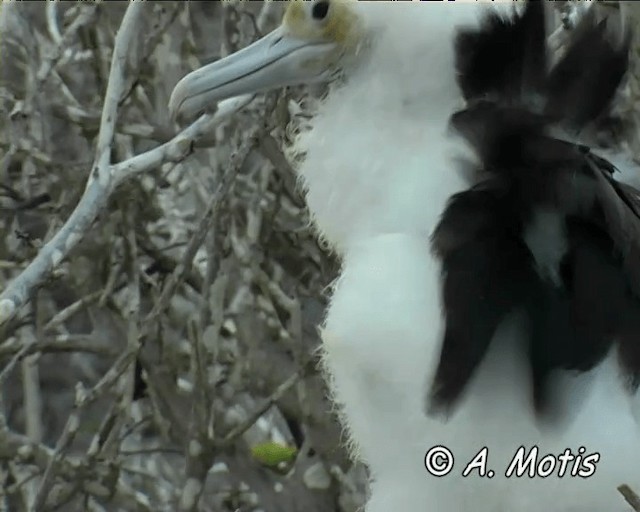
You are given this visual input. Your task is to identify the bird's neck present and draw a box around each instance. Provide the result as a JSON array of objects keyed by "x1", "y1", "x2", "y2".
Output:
[{"x1": 295, "y1": 5, "x2": 497, "y2": 254}]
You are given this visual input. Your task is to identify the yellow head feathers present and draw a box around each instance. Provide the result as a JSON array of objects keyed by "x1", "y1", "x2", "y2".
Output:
[{"x1": 283, "y1": 0, "x2": 360, "y2": 48}]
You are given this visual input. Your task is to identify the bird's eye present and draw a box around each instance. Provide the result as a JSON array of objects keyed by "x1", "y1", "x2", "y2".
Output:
[{"x1": 312, "y1": 0, "x2": 330, "y2": 21}]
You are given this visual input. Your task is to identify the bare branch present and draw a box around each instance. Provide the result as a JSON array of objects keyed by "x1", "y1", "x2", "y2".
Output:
[
  {"x1": 45, "y1": 1, "x2": 63, "y2": 46},
  {"x1": 141, "y1": 120, "x2": 260, "y2": 332},
  {"x1": 31, "y1": 385, "x2": 83, "y2": 511},
  {"x1": 619, "y1": 484, "x2": 640, "y2": 512},
  {"x1": 0, "y1": 13, "x2": 254, "y2": 327},
  {"x1": 0, "y1": 1, "x2": 143, "y2": 326},
  {"x1": 218, "y1": 367, "x2": 304, "y2": 449}
]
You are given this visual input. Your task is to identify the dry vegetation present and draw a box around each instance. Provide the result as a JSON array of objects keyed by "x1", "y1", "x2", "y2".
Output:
[
  {"x1": 0, "y1": 2, "x2": 366, "y2": 511},
  {"x1": 2, "y1": 1, "x2": 640, "y2": 512}
]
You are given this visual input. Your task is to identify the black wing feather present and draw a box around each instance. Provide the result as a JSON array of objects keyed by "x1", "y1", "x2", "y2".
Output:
[
  {"x1": 430, "y1": 185, "x2": 539, "y2": 415},
  {"x1": 455, "y1": 1, "x2": 547, "y2": 102},
  {"x1": 428, "y1": 1, "x2": 639, "y2": 419}
]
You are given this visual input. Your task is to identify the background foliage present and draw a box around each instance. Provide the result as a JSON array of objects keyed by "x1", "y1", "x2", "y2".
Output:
[{"x1": 0, "y1": 2, "x2": 365, "y2": 511}]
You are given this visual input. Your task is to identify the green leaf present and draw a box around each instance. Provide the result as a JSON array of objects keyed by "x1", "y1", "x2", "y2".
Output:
[{"x1": 251, "y1": 442, "x2": 297, "y2": 467}]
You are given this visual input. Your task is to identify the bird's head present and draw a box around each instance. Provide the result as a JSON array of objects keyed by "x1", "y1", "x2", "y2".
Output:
[{"x1": 168, "y1": 0, "x2": 364, "y2": 122}]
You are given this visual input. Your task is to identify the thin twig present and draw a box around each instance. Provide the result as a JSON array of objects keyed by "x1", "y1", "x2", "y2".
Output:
[
  {"x1": 31, "y1": 385, "x2": 84, "y2": 511},
  {"x1": 0, "y1": 336, "x2": 116, "y2": 360},
  {"x1": 218, "y1": 366, "x2": 304, "y2": 448},
  {"x1": 0, "y1": 341, "x2": 35, "y2": 383},
  {"x1": 619, "y1": 484, "x2": 640, "y2": 512},
  {"x1": 36, "y1": 4, "x2": 97, "y2": 86},
  {"x1": 43, "y1": 290, "x2": 103, "y2": 333},
  {"x1": 141, "y1": 124, "x2": 261, "y2": 333},
  {"x1": 45, "y1": 1, "x2": 63, "y2": 45}
]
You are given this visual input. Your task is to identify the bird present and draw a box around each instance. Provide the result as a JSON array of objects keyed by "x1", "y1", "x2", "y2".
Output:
[{"x1": 169, "y1": 1, "x2": 640, "y2": 511}]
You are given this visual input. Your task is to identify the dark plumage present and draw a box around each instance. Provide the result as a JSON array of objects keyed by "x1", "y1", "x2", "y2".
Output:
[
  {"x1": 545, "y1": 9, "x2": 631, "y2": 128},
  {"x1": 428, "y1": 1, "x2": 640, "y2": 421},
  {"x1": 455, "y1": 0, "x2": 547, "y2": 102},
  {"x1": 455, "y1": 2, "x2": 631, "y2": 127}
]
